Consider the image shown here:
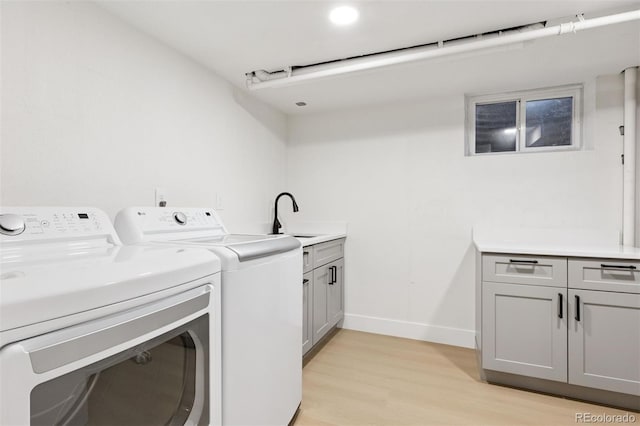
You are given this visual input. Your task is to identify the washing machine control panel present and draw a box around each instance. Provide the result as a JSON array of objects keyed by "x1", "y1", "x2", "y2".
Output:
[
  {"x1": 116, "y1": 207, "x2": 226, "y2": 243},
  {"x1": 154, "y1": 209, "x2": 221, "y2": 229},
  {"x1": 0, "y1": 208, "x2": 116, "y2": 242},
  {"x1": 0, "y1": 214, "x2": 26, "y2": 236}
]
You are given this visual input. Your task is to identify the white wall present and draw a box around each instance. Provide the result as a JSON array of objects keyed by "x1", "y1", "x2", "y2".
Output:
[
  {"x1": 0, "y1": 1, "x2": 287, "y2": 232},
  {"x1": 286, "y1": 76, "x2": 624, "y2": 348}
]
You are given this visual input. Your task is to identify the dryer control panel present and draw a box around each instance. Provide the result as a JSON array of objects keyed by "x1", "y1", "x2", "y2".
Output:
[{"x1": 0, "y1": 208, "x2": 119, "y2": 244}]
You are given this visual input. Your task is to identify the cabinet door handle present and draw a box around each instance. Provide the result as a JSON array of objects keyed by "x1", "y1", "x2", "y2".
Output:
[
  {"x1": 303, "y1": 279, "x2": 309, "y2": 285},
  {"x1": 328, "y1": 266, "x2": 335, "y2": 285},
  {"x1": 557, "y1": 293, "x2": 563, "y2": 319},
  {"x1": 575, "y1": 295, "x2": 581, "y2": 322},
  {"x1": 509, "y1": 259, "x2": 538, "y2": 264},
  {"x1": 600, "y1": 264, "x2": 636, "y2": 270}
]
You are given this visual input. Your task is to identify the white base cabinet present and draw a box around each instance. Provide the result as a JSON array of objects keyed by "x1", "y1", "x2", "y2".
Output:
[{"x1": 302, "y1": 238, "x2": 345, "y2": 356}]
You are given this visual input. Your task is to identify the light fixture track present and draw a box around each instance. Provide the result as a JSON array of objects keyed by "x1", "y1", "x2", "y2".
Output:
[{"x1": 245, "y1": 9, "x2": 640, "y2": 90}]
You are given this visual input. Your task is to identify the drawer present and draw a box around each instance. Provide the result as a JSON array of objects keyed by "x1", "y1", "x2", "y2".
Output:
[
  {"x1": 483, "y1": 254, "x2": 567, "y2": 287},
  {"x1": 313, "y1": 238, "x2": 345, "y2": 268},
  {"x1": 569, "y1": 258, "x2": 640, "y2": 293},
  {"x1": 302, "y1": 246, "x2": 314, "y2": 274}
]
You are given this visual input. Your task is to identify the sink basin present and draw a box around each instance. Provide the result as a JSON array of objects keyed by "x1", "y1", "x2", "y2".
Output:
[{"x1": 292, "y1": 234, "x2": 320, "y2": 238}]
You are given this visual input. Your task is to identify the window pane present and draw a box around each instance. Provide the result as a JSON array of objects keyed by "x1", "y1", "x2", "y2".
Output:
[
  {"x1": 475, "y1": 102, "x2": 517, "y2": 153},
  {"x1": 525, "y1": 97, "x2": 573, "y2": 147}
]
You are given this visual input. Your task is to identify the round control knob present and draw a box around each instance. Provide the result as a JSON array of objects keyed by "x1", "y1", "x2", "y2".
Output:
[
  {"x1": 0, "y1": 214, "x2": 26, "y2": 236},
  {"x1": 173, "y1": 212, "x2": 187, "y2": 225}
]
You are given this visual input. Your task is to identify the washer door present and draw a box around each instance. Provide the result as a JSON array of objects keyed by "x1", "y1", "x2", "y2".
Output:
[{"x1": 30, "y1": 317, "x2": 208, "y2": 426}]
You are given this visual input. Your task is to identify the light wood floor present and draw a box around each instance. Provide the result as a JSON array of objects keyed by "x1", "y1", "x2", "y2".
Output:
[{"x1": 295, "y1": 329, "x2": 637, "y2": 426}]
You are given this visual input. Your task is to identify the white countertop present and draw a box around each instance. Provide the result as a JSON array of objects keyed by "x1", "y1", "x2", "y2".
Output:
[
  {"x1": 292, "y1": 233, "x2": 347, "y2": 247},
  {"x1": 284, "y1": 220, "x2": 347, "y2": 247},
  {"x1": 474, "y1": 239, "x2": 640, "y2": 260},
  {"x1": 472, "y1": 226, "x2": 640, "y2": 259}
]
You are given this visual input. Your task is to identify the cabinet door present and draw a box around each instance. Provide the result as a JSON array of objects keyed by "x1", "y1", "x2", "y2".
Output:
[
  {"x1": 328, "y1": 259, "x2": 344, "y2": 327},
  {"x1": 482, "y1": 282, "x2": 567, "y2": 382},
  {"x1": 312, "y1": 265, "x2": 331, "y2": 344},
  {"x1": 302, "y1": 272, "x2": 313, "y2": 355},
  {"x1": 568, "y1": 289, "x2": 640, "y2": 396}
]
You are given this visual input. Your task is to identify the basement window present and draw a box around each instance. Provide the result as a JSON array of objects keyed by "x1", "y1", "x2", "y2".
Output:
[{"x1": 466, "y1": 85, "x2": 582, "y2": 155}]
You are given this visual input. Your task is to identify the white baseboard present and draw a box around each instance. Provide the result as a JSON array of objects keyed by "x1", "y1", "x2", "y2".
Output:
[{"x1": 342, "y1": 313, "x2": 475, "y2": 349}]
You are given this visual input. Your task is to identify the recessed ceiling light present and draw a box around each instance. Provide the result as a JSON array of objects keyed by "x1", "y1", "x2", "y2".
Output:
[{"x1": 329, "y1": 6, "x2": 359, "y2": 26}]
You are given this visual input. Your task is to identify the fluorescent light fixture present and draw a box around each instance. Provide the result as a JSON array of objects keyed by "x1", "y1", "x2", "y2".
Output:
[
  {"x1": 246, "y1": 9, "x2": 640, "y2": 90},
  {"x1": 329, "y1": 6, "x2": 359, "y2": 26}
]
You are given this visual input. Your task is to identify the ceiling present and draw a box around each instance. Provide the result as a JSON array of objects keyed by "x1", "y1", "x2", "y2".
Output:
[{"x1": 99, "y1": 1, "x2": 640, "y2": 115}]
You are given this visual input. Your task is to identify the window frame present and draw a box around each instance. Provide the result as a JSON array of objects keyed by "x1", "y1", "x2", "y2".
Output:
[{"x1": 466, "y1": 84, "x2": 583, "y2": 156}]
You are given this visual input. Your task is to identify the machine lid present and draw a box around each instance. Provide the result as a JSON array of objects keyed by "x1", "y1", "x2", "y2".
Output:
[
  {"x1": 223, "y1": 235, "x2": 300, "y2": 262},
  {"x1": 184, "y1": 234, "x2": 281, "y2": 244},
  {"x1": 0, "y1": 244, "x2": 221, "y2": 332},
  {"x1": 176, "y1": 234, "x2": 300, "y2": 261}
]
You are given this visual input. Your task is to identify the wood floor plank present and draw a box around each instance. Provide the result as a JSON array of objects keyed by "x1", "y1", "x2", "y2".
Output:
[{"x1": 296, "y1": 329, "x2": 637, "y2": 426}]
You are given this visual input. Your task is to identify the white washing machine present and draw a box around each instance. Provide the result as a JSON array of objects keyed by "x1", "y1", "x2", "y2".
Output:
[
  {"x1": 0, "y1": 207, "x2": 222, "y2": 426},
  {"x1": 114, "y1": 207, "x2": 302, "y2": 426}
]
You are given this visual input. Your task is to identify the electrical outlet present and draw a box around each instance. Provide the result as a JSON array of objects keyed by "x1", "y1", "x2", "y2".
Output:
[
  {"x1": 215, "y1": 193, "x2": 224, "y2": 210},
  {"x1": 155, "y1": 188, "x2": 167, "y2": 207}
]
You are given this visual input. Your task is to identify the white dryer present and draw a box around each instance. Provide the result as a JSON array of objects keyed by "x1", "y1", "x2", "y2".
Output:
[
  {"x1": 0, "y1": 207, "x2": 222, "y2": 426},
  {"x1": 114, "y1": 207, "x2": 302, "y2": 426}
]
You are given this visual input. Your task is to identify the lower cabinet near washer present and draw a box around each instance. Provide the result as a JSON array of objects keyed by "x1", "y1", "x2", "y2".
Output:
[
  {"x1": 302, "y1": 272, "x2": 313, "y2": 354},
  {"x1": 302, "y1": 238, "x2": 345, "y2": 356},
  {"x1": 479, "y1": 253, "x2": 640, "y2": 410}
]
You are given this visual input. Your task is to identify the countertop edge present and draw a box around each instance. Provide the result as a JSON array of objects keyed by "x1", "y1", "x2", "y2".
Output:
[
  {"x1": 474, "y1": 242, "x2": 640, "y2": 260},
  {"x1": 295, "y1": 233, "x2": 347, "y2": 247}
]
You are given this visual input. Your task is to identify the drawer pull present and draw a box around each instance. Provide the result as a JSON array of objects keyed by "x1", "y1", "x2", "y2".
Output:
[
  {"x1": 303, "y1": 279, "x2": 309, "y2": 285},
  {"x1": 558, "y1": 293, "x2": 563, "y2": 319},
  {"x1": 509, "y1": 259, "x2": 539, "y2": 264},
  {"x1": 600, "y1": 264, "x2": 636, "y2": 270},
  {"x1": 575, "y1": 295, "x2": 581, "y2": 322}
]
